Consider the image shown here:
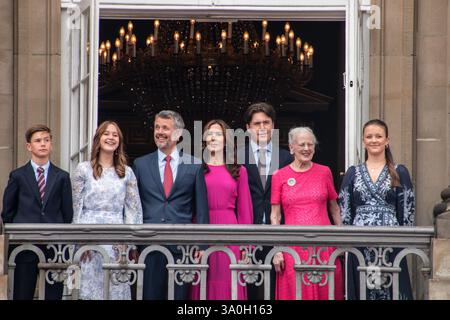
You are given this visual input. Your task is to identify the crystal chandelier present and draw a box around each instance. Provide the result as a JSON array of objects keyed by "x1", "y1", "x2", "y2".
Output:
[{"x1": 98, "y1": 19, "x2": 316, "y2": 127}]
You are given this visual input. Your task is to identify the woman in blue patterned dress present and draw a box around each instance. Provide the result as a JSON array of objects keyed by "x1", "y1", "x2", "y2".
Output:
[
  {"x1": 72, "y1": 121, "x2": 143, "y2": 300},
  {"x1": 338, "y1": 119, "x2": 415, "y2": 300}
]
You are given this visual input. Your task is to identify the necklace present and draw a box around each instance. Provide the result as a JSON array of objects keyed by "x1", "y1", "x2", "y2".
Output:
[{"x1": 366, "y1": 163, "x2": 385, "y2": 173}]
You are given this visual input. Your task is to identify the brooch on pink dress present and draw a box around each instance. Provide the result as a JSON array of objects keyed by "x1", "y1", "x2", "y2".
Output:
[{"x1": 287, "y1": 178, "x2": 296, "y2": 187}]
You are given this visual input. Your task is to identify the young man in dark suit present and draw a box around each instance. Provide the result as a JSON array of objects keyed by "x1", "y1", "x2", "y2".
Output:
[
  {"x1": 133, "y1": 110, "x2": 209, "y2": 300},
  {"x1": 241, "y1": 102, "x2": 293, "y2": 300},
  {"x1": 1, "y1": 125, "x2": 73, "y2": 300}
]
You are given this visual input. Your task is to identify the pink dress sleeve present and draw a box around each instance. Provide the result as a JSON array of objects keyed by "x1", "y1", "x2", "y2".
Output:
[
  {"x1": 236, "y1": 166, "x2": 254, "y2": 224},
  {"x1": 325, "y1": 166, "x2": 338, "y2": 201},
  {"x1": 271, "y1": 169, "x2": 282, "y2": 205}
]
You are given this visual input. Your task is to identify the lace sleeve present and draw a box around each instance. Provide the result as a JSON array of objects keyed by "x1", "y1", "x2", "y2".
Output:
[{"x1": 123, "y1": 167, "x2": 143, "y2": 224}]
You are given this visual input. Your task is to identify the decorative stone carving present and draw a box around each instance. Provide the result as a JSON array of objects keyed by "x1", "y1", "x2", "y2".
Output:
[{"x1": 433, "y1": 186, "x2": 450, "y2": 218}]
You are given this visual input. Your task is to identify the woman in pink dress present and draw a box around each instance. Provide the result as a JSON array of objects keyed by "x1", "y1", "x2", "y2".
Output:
[
  {"x1": 191, "y1": 119, "x2": 253, "y2": 300},
  {"x1": 270, "y1": 127, "x2": 344, "y2": 300}
]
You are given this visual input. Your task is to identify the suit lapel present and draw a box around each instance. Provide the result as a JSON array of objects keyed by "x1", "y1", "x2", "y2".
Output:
[
  {"x1": 264, "y1": 149, "x2": 282, "y2": 195},
  {"x1": 245, "y1": 145, "x2": 264, "y2": 192},
  {"x1": 149, "y1": 152, "x2": 166, "y2": 198},
  {"x1": 268, "y1": 148, "x2": 280, "y2": 175},
  {"x1": 24, "y1": 162, "x2": 42, "y2": 205},
  {"x1": 42, "y1": 163, "x2": 58, "y2": 208}
]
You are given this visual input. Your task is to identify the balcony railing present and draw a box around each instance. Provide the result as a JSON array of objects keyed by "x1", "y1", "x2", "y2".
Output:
[{"x1": 2, "y1": 224, "x2": 434, "y2": 300}]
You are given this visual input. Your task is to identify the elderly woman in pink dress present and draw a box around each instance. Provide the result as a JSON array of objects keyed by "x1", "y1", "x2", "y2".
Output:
[
  {"x1": 270, "y1": 127, "x2": 344, "y2": 300},
  {"x1": 191, "y1": 119, "x2": 253, "y2": 300}
]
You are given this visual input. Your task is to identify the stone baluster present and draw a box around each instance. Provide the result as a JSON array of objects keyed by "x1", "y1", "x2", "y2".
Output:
[
  {"x1": 0, "y1": 216, "x2": 7, "y2": 300},
  {"x1": 429, "y1": 186, "x2": 450, "y2": 299}
]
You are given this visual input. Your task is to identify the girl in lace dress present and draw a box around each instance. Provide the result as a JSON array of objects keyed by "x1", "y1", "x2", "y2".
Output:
[{"x1": 72, "y1": 121, "x2": 143, "y2": 300}]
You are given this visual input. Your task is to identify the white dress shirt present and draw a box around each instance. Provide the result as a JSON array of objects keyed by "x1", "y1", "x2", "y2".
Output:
[
  {"x1": 250, "y1": 139, "x2": 272, "y2": 177},
  {"x1": 250, "y1": 140, "x2": 273, "y2": 224},
  {"x1": 30, "y1": 160, "x2": 50, "y2": 182}
]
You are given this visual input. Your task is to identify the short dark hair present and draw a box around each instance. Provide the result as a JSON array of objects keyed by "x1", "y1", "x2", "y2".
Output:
[
  {"x1": 244, "y1": 102, "x2": 276, "y2": 125},
  {"x1": 25, "y1": 125, "x2": 52, "y2": 143}
]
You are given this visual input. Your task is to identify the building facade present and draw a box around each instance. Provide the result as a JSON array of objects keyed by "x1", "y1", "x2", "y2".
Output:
[
  {"x1": 0, "y1": 0, "x2": 450, "y2": 300},
  {"x1": 0, "y1": 0, "x2": 449, "y2": 227}
]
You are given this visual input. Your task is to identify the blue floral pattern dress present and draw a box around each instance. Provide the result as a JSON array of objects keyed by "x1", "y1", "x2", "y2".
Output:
[
  {"x1": 72, "y1": 161, "x2": 143, "y2": 300},
  {"x1": 338, "y1": 164, "x2": 415, "y2": 300}
]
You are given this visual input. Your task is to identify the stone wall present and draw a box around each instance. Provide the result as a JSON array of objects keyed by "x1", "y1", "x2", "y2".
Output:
[
  {"x1": 0, "y1": 234, "x2": 6, "y2": 300},
  {"x1": 415, "y1": 0, "x2": 449, "y2": 227},
  {"x1": 0, "y1": 0, "x2": 14, "y2": 211},
  {"x1": 369, "y1": 0, "x2": 450, "y2": 299},
  {"x1": 370, "y1": 0, "x2": 450, "y2": 227},
  {"x1": 14, "y1": 0, "x2": 62, "y2": 166},
  {"x1": 0, "y1": 0, "x2": 61, "y2": 209},
  {"x1": 429, "y1": 187, "x2": 450, "y2": 300},
  {"x1": 369, "y1": 0, "x2": 415, "y2": 172}
]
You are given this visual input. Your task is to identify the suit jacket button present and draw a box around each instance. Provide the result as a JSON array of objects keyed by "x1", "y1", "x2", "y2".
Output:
[
  {"x1": 161, "y1": 218, "x2": 166, "y2": 222},
  {"x1": 41, "y1": 212, "x2": 45, "y2": 216}
]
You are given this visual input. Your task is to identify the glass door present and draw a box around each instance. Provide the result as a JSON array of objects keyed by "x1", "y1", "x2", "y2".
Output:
[{"x1": 68, "y1": 0, "x2": 99, "y2": 173}]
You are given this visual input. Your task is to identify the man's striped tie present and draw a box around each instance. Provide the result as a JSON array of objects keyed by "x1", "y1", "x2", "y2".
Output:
[{"x1": 37, "y1": 167, "x2": 46, "y2": 201}]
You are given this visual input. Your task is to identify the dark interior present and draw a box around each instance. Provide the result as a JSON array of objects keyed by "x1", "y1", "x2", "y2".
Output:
[{"x1": 98, "y1": 19, "x2": 346, "y2": 186}]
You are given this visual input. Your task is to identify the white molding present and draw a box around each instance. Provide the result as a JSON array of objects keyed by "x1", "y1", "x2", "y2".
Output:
[
  {"x1": 99, "y1": 8, "x2": 347, "y2": 21},
  {"x1": 60, "y1": 8, "x2": 71, "y2": 171},
  {"x1": 61, "y1": 0, "x2": 81, "y2": 9},
  {"x1": 345, "y1": 0, "x2": 364, "y2": 168}
]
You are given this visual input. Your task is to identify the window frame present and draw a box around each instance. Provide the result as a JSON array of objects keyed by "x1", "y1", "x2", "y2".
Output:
[{"x1": 60, "y1": 0, "x2": 371, "y2": 172}]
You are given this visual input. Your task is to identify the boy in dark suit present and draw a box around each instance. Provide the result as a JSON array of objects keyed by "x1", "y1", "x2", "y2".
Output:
[
  {"x1": 240, "y1": 103, "x2": 293, "y2": 300},
  {"x1": 1, "y1": 124, "x2": 73, "y2": 299}
]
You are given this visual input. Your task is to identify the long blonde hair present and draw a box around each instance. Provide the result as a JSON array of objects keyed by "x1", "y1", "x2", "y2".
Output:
[{"x1": 90, "y1": 121, "x2": 127, "y2": 180}]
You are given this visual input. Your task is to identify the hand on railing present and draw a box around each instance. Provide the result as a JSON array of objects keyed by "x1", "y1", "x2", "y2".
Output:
[
  {"x1": 194, "y1": 249, "x2": 204, "y2": 261},
  {"x1": 273, "y1": 252, "x2": 285, "y2": 272},
  {"x1": 240, "y1": 250, "x2": 251, "y2": 264},
  {"x1": 80, "y1": 251, "x2": 92, "y2": 263},
  {"x1": 129, "y1": 248, "x2": 139, "y2": 262}
]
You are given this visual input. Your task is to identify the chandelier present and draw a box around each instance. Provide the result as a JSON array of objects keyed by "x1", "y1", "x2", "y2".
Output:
[{"x1": 98, "y1": 19, "x2": 316, "y2": 128}]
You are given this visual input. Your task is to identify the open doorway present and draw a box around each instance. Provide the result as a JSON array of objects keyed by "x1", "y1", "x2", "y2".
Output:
[{"x1": 97, "y1": 18, "x2": 346, "y2": 185}]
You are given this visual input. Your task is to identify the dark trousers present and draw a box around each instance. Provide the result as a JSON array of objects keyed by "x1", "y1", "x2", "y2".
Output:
[
  {"x1": 346, "y1": 248, "x2": 413, "y2": 300},
  {"x1": 247, "y1": 246, "x2": 276, "y2": 300},
  {"x1": 143, "y1": 251, "x2": 188, "y2": 300},
  {"x1": 12, "y1": 250, "x2": 64, "y2": 300}
]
